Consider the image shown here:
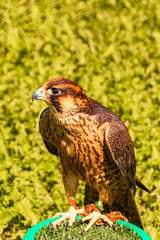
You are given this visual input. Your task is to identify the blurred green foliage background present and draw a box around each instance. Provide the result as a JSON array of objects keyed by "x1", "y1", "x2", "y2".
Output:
[{"x1": 0, "y1": 0, "x2": 160, "y2": 239}]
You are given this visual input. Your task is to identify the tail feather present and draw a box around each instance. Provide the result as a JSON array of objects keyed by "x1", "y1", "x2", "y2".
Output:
[
  {"x1": 122, "y1": 188, "x2": 143, "y2": 229},
  {"x1": 135, "y1": 176, "x2": 151, "y2": 193},
  {"x1": 112, "y1": 181, "x2": 144, "y2": 229}
]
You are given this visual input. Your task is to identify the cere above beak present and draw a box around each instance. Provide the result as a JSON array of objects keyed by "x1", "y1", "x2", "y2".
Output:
[{"x1": 32, "y1": 87, "x2": 46, "y2": 102}]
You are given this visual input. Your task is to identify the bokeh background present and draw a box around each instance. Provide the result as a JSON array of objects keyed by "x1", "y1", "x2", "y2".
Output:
[{"x1": 0, "y1": 0, "x2": 160, "y2": 239}]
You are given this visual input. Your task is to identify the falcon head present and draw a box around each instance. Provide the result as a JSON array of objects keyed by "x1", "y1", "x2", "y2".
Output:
[{"x1": 32, "y1": 78, "x2": 92, "y2": 114}]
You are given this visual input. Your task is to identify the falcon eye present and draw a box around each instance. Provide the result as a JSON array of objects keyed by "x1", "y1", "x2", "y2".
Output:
[
  {"x1": 47, "y1": 88, "x2": 61, "y2": 95},
  {"x1": 51, "y1": 88, "x2": 60, "y2": 95}
]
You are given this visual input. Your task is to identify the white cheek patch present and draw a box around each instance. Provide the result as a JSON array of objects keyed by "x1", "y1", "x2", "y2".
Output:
[
  {"x1": 60, "y1": 97, "x2": 77, "y2": 110},
  {"x1": 47, "y1": 88, "x2": 53, "y2": 95}
]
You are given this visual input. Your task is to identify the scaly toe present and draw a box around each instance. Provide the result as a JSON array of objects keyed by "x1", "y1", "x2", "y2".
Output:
[
  {"x1": 81, "y1": 212, "x2": 96, "y2": 222},
  {"x1": 52, "y1": 215, "x2": 68, "y2": 227},
  {"x1": 80, "y1": 211, "x2": 114, "y2": 232},
  {"x1": 51, "y1": 206, "x2": 85, "y2": 227},
  {"x1": 79, "y1": 229, "x2": 85, "y2": 234}
]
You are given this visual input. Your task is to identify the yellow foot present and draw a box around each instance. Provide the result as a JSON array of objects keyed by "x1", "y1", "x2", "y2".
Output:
[
  {"x1": 52, "y1": 206, "x2": 85, "y2": 227},
  {"x1": 79, "y1": 211, "x2": 114, "y2": 232}
]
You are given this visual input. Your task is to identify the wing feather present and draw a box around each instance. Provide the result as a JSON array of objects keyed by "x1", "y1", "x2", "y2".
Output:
[
  {"x1": 104, "y1": 121, "x2": 136, "y2": 193},
  {"x1": 39, "y1": 108, "x2": 58, "y2": 156}
]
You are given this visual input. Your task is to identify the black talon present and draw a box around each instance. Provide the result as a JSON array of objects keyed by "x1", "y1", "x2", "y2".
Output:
[
  {"x1": 79, "y1": 230, "x2": 85, "y2": 234},
  {"x1": 112, "y1": 223, "x2": 115, "y2": 230},
  {"x1": 75, "y1": 219, "x2": 82, "y2": 224},
  {"x1": 50, "y1": 223, "x2": 53, "y2": 230},
  {"x1": 74, "y1": 220, "x2": 79, "y2": 224}
]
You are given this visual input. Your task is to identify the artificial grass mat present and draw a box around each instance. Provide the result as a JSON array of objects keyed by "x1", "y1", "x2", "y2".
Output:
[{"x1": 34, "y1": 221, "x2": 141, "y2": 240}]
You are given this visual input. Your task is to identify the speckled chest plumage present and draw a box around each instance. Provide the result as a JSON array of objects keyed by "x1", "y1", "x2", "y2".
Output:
[
  {"x1": 40, "y1": 108, "x2": 121, "y2": 192},
  {"x1": 51, "y1": 113, "x2": 105, "y2": 182}
]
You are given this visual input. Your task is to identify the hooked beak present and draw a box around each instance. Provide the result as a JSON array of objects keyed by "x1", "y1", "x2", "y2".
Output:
[{"x1": 32, "y1": 87, "x2": 46, "y2": 102}]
